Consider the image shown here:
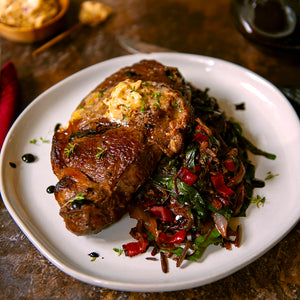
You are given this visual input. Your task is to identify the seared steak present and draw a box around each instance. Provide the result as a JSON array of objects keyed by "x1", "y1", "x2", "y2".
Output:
[{"x1": 51, "y1": 60, "x2": 193, "y2": 235}]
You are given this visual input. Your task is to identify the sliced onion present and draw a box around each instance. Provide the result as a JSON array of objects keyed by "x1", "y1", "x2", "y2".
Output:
[
  {"x1": 130, "y1": 206, "x2": 159, "y2": 239},
  {"x1": 227, "y1": 162, "x2": 246, "y2": 187},
  {"x1": 212, "y1": 212, "x2": 228, "y2": 238}
]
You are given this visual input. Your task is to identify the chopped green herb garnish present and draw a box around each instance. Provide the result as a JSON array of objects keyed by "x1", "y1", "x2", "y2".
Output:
[
  {"x1": 149, "y1": 70, "x2": 155, "y2": 74},
  {"x1": 77, "y1": 106, "x2": 84, "y2": 110},
  {"x1": 88, "y1": 252, "x2": 99, "y2": 261},
  {"x1": 64, "y1": 143, "x2": 75, "y2": 157},
  {"x1": 171, "y1": 101, "x2": 178, "y2": 108},
  {"x1": 265, "y1": 171, "x2": 279, "y2": 181},
  {"x1": 251, "y1": 195, "x2": 266, "y2": 207},
  {"x1": 113, "y1": 248, "x2": 125, "y2": 255},
  {"x1": 154, "y1": 92, "x2": 161, "y2": 103},
  {"x1": 168, "y1": 75, "x2": 175, "y2": 81},
  {"x1": 119, "y1": 104, "x2": 131, "y2": 110},
  {"x1": 40, "y1": 137, "x2": 49, "y2": 143},
  {"x1": 99, "y1": 91, "x2": 104, "y2": 97},
  {"x1": 130, "y1": 86, "x2": 137, "y2": 93},
  {"x1": 68, "y1": 193, "x2": 85, "y2": 203},
  {"x1": 30, "y1": 137, "x2": 49, "y2": 144},
  {"x1": 140, "y1": 98, "x2": 145, "y2": 113},
  {"x1": 153, "y1": 103, "x2": 160, "y2": 110},
  {"x1": 95, "y1": 147, "x2": 105, "y2": 158}
]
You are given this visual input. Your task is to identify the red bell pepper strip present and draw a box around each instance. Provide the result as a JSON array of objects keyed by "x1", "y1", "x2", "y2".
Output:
[
  {"x1": 194, "y1": 165, "x2": 201, "y2": 173},
  {"x1": 159, "y1": 230, "x2": 186, "y2": 244},
  {"x1": 212, "y1": 197, "x2": 223, "y2": 210},
  {"x1": 195, "y1": 120, "x2": 212, "y2": 136},
  {"x1": 0, "y1": 61, "x2": 19, "y2": 151},
  {"x1": 123, "y1": 238, "x2": 149, "y2": 257},
  {"x1": 149, "y1": 206, "x2": 175, "y2": 223},
  {"x1": 195, "y1": 124, "x2": 203, "y2": 131},
  {"x1": 177, "y1": 167, "x2": 198, "y2": 186},
  {"x1": 194, "y1": 124, "x2": 209, "y2": 142},
  {"x1": 211, "y1": 173, "x2": 234, "y2": 198},
  {"x1": 224, "y1": 158, "x2": 235, "y2": 172},
  {"x1": 194, "y1": 131, "x2": 209, "y2": 142}
]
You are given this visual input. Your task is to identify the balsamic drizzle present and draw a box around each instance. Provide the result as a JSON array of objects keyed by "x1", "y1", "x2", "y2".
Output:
[
  {"x1": 9, "y1": 162, "x2": 17, "y2": 168},
  {"x1": 22, "y1": 153, "x2": 35, "y2": 163},
  {"x1": 46, "y1": 185, "x2": 55, "y2": 194}
]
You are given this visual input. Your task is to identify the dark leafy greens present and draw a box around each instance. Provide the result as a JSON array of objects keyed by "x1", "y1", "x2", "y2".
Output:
[{"x1": 120, "y1": 87, "x2": 276, "y2": 270}]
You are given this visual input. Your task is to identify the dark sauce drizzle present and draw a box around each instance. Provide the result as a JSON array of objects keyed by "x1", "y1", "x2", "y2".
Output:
[
  {"x1": 9, "y1": 162, "x2": 17, "y2": 168},
  {"x1": 46, "y1": 185, "x2": 55, "y2": 194},
  {"x1": 88, "y1": 252, "x2": 101, "y2": 261},
  {"x1": 54, "y1": 123, "x2": 62, "y2": 132},
  {"x1": 235, "y1": 102, "x2": 246, "y2": 110},
  {"x1": 22, "y1": 153, "x2": 35, "y2": 163},
  {"x1": 88, "y1": 252, "x2": 99, "y2": 258},
  {"x1": 251, "y1": 178, "x2": 265, "y2": 188}
]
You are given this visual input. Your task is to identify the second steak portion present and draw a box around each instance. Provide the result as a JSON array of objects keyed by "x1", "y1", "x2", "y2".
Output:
[{"x1": 51, "y1": 60, "x2": 193, "y2": 235}]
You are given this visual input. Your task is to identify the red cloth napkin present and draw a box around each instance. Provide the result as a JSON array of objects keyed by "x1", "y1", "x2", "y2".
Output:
[{"x1": 0, "y1": 61, "x2": 19, "y2": 151}]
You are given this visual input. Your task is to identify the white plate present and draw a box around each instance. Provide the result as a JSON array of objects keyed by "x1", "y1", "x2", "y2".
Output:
[{"x1": 1, "y1": 53, "x2": 300, "y2": 292}]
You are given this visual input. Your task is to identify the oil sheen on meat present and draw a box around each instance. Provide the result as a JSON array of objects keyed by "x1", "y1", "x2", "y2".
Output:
[{"x1": 51, "y1": 60, "x2": 193, "y2": 235}]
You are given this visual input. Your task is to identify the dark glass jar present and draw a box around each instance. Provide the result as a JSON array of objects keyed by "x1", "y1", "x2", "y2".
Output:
[{"x1": 231, "y1": 0, "x2": 300, "y2": 49}]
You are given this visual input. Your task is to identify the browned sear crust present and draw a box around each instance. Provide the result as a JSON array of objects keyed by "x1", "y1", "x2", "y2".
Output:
[{"x1": 51, "y1": 60, "x2": 193, "y2": 235}]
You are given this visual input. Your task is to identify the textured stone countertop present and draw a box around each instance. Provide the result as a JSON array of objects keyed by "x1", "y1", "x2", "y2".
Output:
[{"x1": 0, "y1": 0, "x2": 299, "y2": 299}]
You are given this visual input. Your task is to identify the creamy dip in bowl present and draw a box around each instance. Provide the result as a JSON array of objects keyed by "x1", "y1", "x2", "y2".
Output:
[{"x1": 0, "y1": 0, "x2": 60, "y2": 28}]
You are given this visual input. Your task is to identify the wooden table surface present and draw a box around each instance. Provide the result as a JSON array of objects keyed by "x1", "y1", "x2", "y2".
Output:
[{"x1": 0, "y1": 0, "x2": 299, "y2": 299}]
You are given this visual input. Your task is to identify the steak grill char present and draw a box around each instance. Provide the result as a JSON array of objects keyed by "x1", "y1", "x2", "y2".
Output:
[{"x1": 51, "y1": 60, "x2": 193, "y2": 235}]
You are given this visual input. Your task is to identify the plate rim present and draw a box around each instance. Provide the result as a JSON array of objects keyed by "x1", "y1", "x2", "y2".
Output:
[{"x1": 1, "y1": 52, "x2": 300, "y2": 292}]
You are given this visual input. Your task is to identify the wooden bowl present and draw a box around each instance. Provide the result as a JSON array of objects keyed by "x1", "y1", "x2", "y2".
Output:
[{"x1": 0, "y1": 0, "x2": 69, "y2": 43}]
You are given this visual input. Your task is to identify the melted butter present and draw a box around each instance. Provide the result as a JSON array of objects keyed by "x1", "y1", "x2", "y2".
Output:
[
  {"x1": 71, "y1": 91, "x2": 106, "y2": 121},
  {"x1": 104, "y1": 80, "x2": 144, "y2": 121},
  {"x1": 104, "y1": 79, "x2": 180, "y2": 123},
  {"x1": 69, "y1": 79, "x2": 181, "y2": 125}
]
